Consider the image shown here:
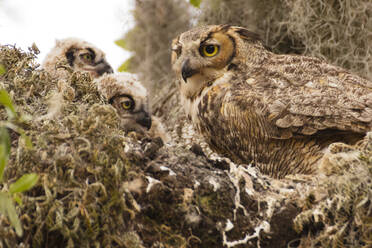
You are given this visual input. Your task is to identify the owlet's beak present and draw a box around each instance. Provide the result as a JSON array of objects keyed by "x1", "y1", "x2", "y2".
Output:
[
  {"x1": 96, "y1": 60, "x2": 114, "y2": 76},
  {"x1": 135, "y1": 110, "x2": 152, "y2": 130}
]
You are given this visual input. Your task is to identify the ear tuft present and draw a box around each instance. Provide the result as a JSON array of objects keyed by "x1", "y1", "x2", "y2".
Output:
[
  {"x1": 218, "y1": 24, "x2": 231, "y2": 32},
  {"x1": 232, "y1": 27, "x2": 261, "y2": 42}
]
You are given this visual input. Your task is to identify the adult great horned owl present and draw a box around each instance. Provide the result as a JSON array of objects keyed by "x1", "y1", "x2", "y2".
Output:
[
  {"x1": 171, "y1": 24, "x2": 372, "y2": 178},
  {"x1": 95, "y1": 73, "x2": 169, "y2": 142},
  {"x1": 42, "y1": 38, "x2": 113, "y2": 79}
]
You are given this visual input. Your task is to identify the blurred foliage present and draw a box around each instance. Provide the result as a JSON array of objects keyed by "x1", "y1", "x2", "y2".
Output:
[
  {"x1": 189, "y1": 0, "x2": 201, "y2": 8},
  {"x1": 115, "y1": 39, "x2": 132, "y2": 72},
  {"x1": 0, "y1": 64, "x2": 6, "y2": 75},
  {"x1": 117, "y1": 57, "x2": 132, "y2": 72},
  {"x1": 114, "y1": 39, "x2": 128, "y2": 50},
  {"x1": 0, "y1": 89, "x2": 16, "y2": 119},
  {"x1": 0, "y1": 89, "x2": 38, "y2": 237},
  {"x1": 0, "y1": 126, "x2": 10, "y2": 181}
]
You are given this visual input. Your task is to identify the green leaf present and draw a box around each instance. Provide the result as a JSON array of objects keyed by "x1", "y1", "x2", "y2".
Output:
[
  {"x1": 5, "y1": 196, "x2": 23, "y2": 236},
  {"x1": 0, "y1": 64, "x2": 6, "y2": 76},
  {"x1": 114, "y1": 39, "x2": 128, "y2": 50},
  {"x1": 0, "y1": 192, "x2": 23, "y2": 236},
  {"x1": 0, "y1": 192, "x2": 6, "y2": 214},
  {"x1": 13, "y1": 194, "x2": 23, "y2": 206},
  {"x1": 0, "y1": 127, "x2": 11, "y2": 182},
  {"x1": 118, "y1": 58, "x2": 132, "y2": 72},
  {"x1": 0, "y1": 90, "x2": 17, "y2": 119},
  {"x1": 190, "y1": 0, "x2": 202, "y2": 8},
  {"x1": 9, "y1": 173, "x2": 39, "y2": 194},
  {"x1": 21, "y1": 132, "x2": 33, "y2": 149}
]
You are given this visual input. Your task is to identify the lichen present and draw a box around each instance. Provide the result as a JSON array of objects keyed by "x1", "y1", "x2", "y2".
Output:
[{"x1": 294, "y1": 134, "x2": 372, "y2": 247}]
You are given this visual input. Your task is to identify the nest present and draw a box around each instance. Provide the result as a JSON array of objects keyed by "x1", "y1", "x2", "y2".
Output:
[{"x1": 0, "y1": 44, "x2": 151, "y2": 247}]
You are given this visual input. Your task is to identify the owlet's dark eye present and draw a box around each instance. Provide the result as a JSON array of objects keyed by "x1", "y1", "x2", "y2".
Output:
[
  {"x1": 81, "y1": 53, "x2": 93, "y2": 61},
  {"x1": 121, "y1": 98, "x2": 134, "y2": 110},
  {"x1": 201, "y1": 44, "x2": 219, "y2": 57}
]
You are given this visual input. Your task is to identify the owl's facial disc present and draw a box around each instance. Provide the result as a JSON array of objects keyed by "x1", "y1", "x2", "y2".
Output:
[
  {"x1": 111, "y1": 95, "x2": 152, "y2": 131},
  {"x1": 181, "y1": 43, "x2": 222, "y2": 82},
  {"x1": 172, "y1": 28, "x2": 235, "y2": 99}
]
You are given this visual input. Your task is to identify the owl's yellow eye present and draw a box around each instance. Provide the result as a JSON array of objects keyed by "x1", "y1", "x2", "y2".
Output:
[
  {"x1": 202, "y1": 44, "x2": 219, "y2": 57},
  {"x1": 121, "y1": 99, "x2": 133, "y2": 110}
]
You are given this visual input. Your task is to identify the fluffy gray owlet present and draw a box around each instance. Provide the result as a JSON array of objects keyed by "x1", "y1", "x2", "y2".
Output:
[
  {"x1": 96, "y1": 73, "x2": 170, "y2": 143},
  {"x1": 43, "y1": 38, "x2": 113, "y2": 79}
]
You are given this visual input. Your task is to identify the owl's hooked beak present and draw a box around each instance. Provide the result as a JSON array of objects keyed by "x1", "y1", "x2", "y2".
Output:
[
  {"x1": 96, "y1": 60, "x2": 114, "y2": 76},
  {"x1": 135, "y1": 110, "x2": 152, "y2": 130},
  {"x1": 181, "y1": 59, "x2": 198, "y2": 83}
]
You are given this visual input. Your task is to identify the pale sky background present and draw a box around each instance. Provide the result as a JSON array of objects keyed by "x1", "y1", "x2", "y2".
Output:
[{"x1": 0, "y1": 0, "x2": 134, "y2": 71}]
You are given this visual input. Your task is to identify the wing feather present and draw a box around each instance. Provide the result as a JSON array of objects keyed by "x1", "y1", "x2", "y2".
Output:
[{"x1": 229, "y1": 55, "x2": 372, "y2": 138}]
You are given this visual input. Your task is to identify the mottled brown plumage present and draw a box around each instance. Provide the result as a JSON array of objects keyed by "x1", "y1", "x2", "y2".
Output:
[{"x1": 171, "y1": 24, "x2": 372, "y2": 178}]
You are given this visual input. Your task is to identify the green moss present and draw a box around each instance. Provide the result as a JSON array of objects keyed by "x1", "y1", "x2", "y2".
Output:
[
  {"x1": 0, "y1": 44, "x2": 147, "y2": 246},
  {"x1": 198, "y1": 193, "x2": 218, "y2": 216},
  {"x1": 158, "y1": 225, "x2": 187, "y2": 248},
  {"x1": 123, "y1": 231, "x2": 145, "y2": 248},
  {"x1": 197, "y1": 191, "x2": 231, "y2": 219},
  {"x1": 0, "y1": 64, "x2": 6, "y2": 75}
]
